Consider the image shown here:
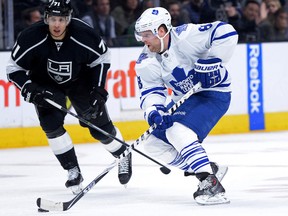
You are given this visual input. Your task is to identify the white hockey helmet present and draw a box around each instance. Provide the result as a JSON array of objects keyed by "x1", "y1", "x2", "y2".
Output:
[{"x1": 135, "y1": 7, "x2": 172, "y2": 41}]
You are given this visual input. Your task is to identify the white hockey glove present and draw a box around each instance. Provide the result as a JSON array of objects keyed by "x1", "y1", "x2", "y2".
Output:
[
  {"x1": 194, "y1": 58, "x2": 223, "y2": 88},
  {"x1": 144, "y1": 105, "x2": 173, "y2": 131}
]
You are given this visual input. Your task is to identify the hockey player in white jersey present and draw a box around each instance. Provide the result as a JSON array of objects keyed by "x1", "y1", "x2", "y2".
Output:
[{"x1": 134, "y1": 7, "x2": 238, "y2": 205}]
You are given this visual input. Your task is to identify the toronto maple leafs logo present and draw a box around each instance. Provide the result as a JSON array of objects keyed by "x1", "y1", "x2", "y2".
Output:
[
  {"x1": 136, "y1": 53, "x2": 148, "y2": 64},
  {"x1": 175, "y1": 24, "x2": 188, "y2": 36},
  {"x1": 152, "y1": 9, "x2": 159, "y2": 15},
  {"x1": 169, "y1": 67, "x2": 197, "y2": 93}
]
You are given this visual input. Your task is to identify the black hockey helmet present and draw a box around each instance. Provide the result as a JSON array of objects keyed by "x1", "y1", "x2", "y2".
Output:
[{"x1": 44, "y1": 0, "x2": 73, "y2": 18}]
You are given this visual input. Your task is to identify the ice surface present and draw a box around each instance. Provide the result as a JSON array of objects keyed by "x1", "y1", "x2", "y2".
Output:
[{"x1": 0, "y1": 131, "x2": 288, "y2": 216}]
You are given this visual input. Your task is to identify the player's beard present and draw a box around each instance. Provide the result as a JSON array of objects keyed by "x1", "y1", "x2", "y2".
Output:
[
  {"x1": 147, "y1": 45, "x2": 159, "y2": 53},
  {"x1": 148, "y1": 42, "x2": 162, "y2": 53}
]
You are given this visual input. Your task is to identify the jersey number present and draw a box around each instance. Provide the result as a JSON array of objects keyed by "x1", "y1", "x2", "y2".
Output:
[
  {"x1": 99, "y1": 40, "x2": 106, "y2": 53},
  {"x1": 137, "y1": 76, "x2": 143, "y2": 89},
  {"x1": 198, "y1": 24, "x2": 212, "y2": 32}
]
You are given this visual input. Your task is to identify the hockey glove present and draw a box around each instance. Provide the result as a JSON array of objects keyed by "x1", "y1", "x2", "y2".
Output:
[
  {"x1": 82, "y1": 87, "x2": 108, "y2": 120},
  {"x1": 21, "y1": 81, "x2": 55, "y2": 108},
  {"x1": 145, "y1": 105, "x2": 173, "y2": 131},
  {"x1": 194, "y1": 58, "x2": 223, "y2": 88}
]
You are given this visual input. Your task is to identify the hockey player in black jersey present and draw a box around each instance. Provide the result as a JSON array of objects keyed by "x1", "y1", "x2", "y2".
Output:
[{"x1": 6, "y1": 0, "x2": 132, "y2": 194}]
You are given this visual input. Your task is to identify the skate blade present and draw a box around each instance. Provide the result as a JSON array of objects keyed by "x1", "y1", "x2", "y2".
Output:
[
  {"x1": 216, "y1": 166, "x2": 228, "y2": 182},
  {"x1": 195, "y1": 193, "x2": 230, "y2": 205},
  {"x1": 69, "y1": 183, "x2": 83, "y2": 195}
]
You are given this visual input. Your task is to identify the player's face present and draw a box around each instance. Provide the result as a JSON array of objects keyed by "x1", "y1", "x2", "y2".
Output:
[
  {"x1": 137, "y1": 31, "x2": 161, "y2": 52},
  {"x1": 47, "y1": 15, "x2": 69, "y2": 40}
]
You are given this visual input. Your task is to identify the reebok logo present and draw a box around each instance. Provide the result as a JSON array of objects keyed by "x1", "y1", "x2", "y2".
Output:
[
  {"x1": 249, "y1": 46, "x2": 261, "y2": 113},
  {"x1": 247, "y1": 44, "x2": 265, "y2": 130}
]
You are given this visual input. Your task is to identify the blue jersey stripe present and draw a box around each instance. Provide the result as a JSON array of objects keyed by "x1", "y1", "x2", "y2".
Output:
[
  {"x1": 213, "y1": 31, "x2": 238, "y2": 41},
  {"x1": 140, "y1": 91, "x2": 166, "y2": 108},
  {"x1": 210, "y1": 21, "x2": 237, "y2": 45},
  {"x1": 141, "y1": 86, "x2": 166, "y2": 97}
]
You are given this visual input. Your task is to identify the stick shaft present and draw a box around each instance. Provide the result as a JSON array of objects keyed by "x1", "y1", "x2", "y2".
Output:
[
  {"x1": 129, "y1": 82, "x2": 201, "y2": 150},
  {"x1": 37, "y1": 161, "x2": 117, "y2": 211},
  {"x1": 36, "y1": 82, "x2": 201, "y2": 212},
  {"x1": 45, "y1": 98, "x2": 170, "y2": 172}
]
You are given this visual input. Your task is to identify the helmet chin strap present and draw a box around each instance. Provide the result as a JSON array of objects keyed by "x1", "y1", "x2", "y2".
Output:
[
  {"x1": 157, "y1": 30, "x2": 170, "y2": 53},
  {"x1": 159, "y1": 37, "x2": 165, "y2": 53}
]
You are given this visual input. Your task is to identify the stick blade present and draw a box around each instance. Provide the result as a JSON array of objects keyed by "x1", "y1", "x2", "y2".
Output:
[
  {"x1": 37, "y1": 197, "x2": 64, "y2": 211},
  {"x1": 160, "y1": 166, "x2": 171, "y2": 174}
]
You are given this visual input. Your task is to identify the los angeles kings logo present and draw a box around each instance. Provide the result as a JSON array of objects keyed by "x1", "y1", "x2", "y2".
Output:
[{"x1": 47, "y1": 59, "x2": 72, "y2": 84}]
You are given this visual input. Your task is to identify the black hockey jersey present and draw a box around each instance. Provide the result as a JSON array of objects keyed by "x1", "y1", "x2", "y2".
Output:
[{"x1": 6, "y1": 18, "x2": 110, "y2": 90}]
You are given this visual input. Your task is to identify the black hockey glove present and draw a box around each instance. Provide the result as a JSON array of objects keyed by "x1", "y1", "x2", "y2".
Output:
[
  {"x1": 82, "y1": 87, "x2": 108, "y2": 120},
  {"x1": 21, "y1": 82, "x2": 55, "y2": 108}
]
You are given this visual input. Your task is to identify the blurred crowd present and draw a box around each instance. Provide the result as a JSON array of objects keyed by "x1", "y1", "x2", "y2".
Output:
[{"x1": 12, "y1": 0, "x2": 288, "y2": 46}]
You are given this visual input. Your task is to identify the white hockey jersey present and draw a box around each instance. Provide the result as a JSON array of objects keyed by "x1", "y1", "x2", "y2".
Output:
[{"x1": 135, "y1": 21, "x2": 238, "y2": 110}]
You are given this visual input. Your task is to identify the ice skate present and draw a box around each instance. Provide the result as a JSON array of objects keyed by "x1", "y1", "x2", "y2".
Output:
[
  {"x1": 65, "y1": 166, "x2": 83, "y2": 195},
  {"x1": 193, "y1": 174, "x2": 230, "y2": 205},
  {"x1": 184, "y1": 162, "x2": 228, "y2": 182},
  {"x1": 210, "y1": 162, "x2": 228, "y2": 182},
  {"x1": 118, "y1": 153, "x2": 132, "y2": 186}
]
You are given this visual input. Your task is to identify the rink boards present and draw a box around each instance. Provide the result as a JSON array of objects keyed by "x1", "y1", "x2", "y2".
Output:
[{"x1": 1, "y1": 43, "x2": 288, "y2": 148}]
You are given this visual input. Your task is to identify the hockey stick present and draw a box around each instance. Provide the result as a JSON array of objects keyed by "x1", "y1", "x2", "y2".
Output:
[
  {"x1": 36, "y1": 82, "x2": 201, "y2": 212},
  {"x1": 37, "y1": 161, "x2": 117, "y2": 212},
  {"x1": 44, "y1": 98, "x2": 171, "y2": 175},
  {"x1": 128, "y1": 82, "x2": 201, "y2": 150}
]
